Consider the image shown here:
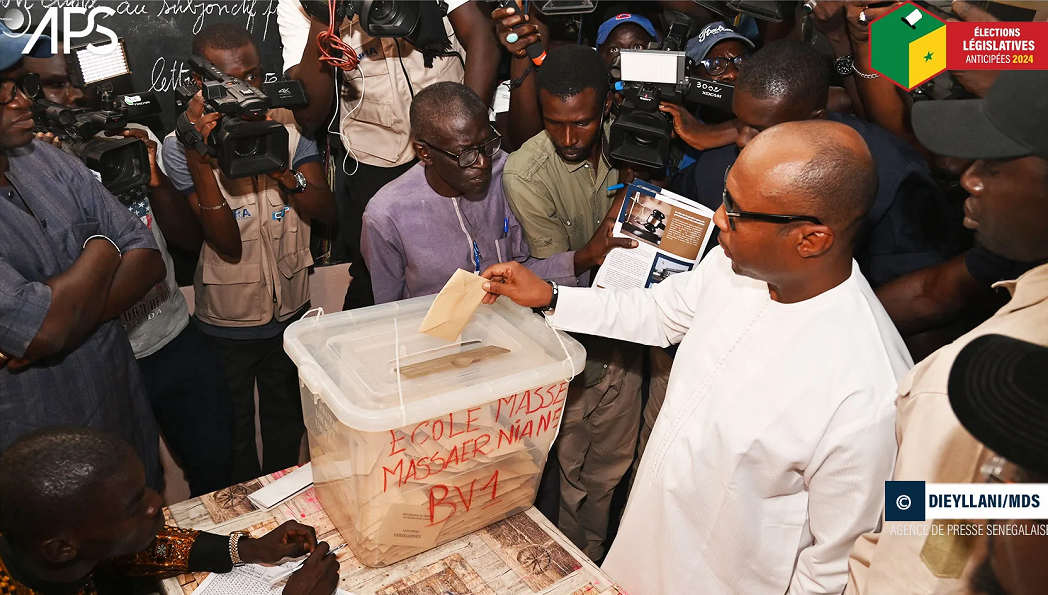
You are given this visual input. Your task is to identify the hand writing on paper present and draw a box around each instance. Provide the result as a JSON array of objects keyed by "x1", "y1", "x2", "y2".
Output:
[
  {"x1": 238, "y1": 520, "x2": 318, "y2": 565},
  {"x1": 282, "y1": 541, "x2": 341, "y2": 595},
  {"x1": 480, "y1": 262, "x2": 552, "y2": 307}
]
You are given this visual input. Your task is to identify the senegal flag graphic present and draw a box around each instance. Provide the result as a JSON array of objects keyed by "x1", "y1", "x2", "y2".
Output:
[{"x1": 871, "y1": 4, "x2": 947, "y2": 90}]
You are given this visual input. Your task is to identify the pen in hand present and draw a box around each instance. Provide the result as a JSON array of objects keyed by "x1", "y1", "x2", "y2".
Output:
[{"x1": 267, "y1": 542, "x2": 347, "y2": 584}]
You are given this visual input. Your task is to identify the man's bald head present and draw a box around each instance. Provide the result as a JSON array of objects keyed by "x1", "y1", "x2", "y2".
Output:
[
  {"x1": 410, "y1": 81, "x2": 487, "y2": 144},
  {"x1": 739, "y1": 120, "x2": 877, "y2": 243}
]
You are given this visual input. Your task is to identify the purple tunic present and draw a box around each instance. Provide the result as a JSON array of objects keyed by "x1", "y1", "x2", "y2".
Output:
[{"x1": 362, "y1": 152, "x2": 578, "y2": 303}]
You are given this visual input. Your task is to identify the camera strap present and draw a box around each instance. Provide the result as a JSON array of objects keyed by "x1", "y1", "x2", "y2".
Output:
[{"x1": 175, "y1": 111, "x2": 212, "y2": 157}]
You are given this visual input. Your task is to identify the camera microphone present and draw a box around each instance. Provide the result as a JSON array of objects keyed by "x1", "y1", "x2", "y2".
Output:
[{"x1": 498, "y1": 0, "x2": 546, "y2": 66}]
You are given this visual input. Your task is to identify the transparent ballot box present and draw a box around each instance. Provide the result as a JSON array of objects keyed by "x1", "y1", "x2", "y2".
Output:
[{"x1": 284, "y1": 297, "x2": 585, "y2": 566}]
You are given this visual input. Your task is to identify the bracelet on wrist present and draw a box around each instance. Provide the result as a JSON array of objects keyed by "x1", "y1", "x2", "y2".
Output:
[
  {"x1": 509, "y1": 64, "x2": 537, "y2": 91},
  {"x1": 229, "y1": 532, "x2": 246, "y2": 566},
  {"x1": 834, "y1": 54, "x2": 879, "y2": 80},
  {"x1": 199, "y1": 201, "x2": 228, "y2": 211},
  {"x1": 82, "y1": 234, "x2": 121, "y2": 255}
]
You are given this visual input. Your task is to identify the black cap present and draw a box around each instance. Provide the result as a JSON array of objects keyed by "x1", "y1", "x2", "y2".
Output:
[
  {"x1": 912, "y1": 71, "x2": 1048, "y2": 160},
  {"x1": 948, "y1": 334, "x2": 1048, "y2": 477}
]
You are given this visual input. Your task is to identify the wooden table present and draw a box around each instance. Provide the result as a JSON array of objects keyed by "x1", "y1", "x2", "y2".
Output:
[{"x1": 159, "y1": 468, "x2": 623, "y2": 595}]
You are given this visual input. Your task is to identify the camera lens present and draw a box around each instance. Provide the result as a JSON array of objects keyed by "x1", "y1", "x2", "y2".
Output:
[
  {"x1": 232, "y1": 136, "x2": 261, "y2": 158},
  {"x1": 99, "y1": 153, "x2": 129, "y2": 182},
  {"x1": 369, "y1": 1, "x2": 396, "y2": 22},
  {"x1": 626, "y1": 132, "x2": 658, "y2": 147}
]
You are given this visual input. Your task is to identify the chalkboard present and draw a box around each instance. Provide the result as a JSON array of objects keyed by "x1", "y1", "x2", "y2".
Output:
[{"x1": 5, "y1": 0, "x2": 289, "y2": 132}]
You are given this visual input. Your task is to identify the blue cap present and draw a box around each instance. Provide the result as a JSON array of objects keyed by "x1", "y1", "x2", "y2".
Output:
[
  {"x1": 0, "y1": 18, "x2": 52, "y2": 71},
  {"x1": 685, "y1": 22, "x2": 753, "y2": 63},
  {"x1": 596, "y1": 13, "x2": 658, "y2": 46}
]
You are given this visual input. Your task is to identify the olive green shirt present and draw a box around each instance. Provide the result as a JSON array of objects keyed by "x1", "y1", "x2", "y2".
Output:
[
  {"x1": 502, "y1": 129, "x2": 620, "y2": 387},
  {"x1": 502, "y1": 129, "x2": 620, "y2": 257}
]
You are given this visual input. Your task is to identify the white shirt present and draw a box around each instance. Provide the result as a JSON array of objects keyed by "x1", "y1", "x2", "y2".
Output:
[
  {"x1": 115, "y1": 124, "x2": 190, "y2": 358},
  {"x1": 549, "y1": 248, "x2": 912, "y2": 595}
]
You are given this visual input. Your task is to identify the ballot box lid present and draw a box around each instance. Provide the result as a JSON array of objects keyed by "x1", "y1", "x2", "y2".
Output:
[{"x1": 284, "y1": 296, "x2": 586, "y2": 432}]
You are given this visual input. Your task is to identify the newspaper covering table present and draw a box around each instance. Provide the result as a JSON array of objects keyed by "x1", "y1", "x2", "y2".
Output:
[{"x1": 158, "y1": 467, "x2": 623, "y2": 595}]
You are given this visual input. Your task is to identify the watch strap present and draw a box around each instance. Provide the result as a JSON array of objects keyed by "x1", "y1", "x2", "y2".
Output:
[{"x1": 540, "y1": 281, "x2": 559, "y2": 313}]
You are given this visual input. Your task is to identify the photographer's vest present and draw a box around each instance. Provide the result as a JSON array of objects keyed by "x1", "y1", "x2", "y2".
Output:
[
  {"x1": 335, "y1": 15, "x2": 465, "y2": 167},
  {"x1": 192, "y1": 108, "x2": 313, "y2": 328}
]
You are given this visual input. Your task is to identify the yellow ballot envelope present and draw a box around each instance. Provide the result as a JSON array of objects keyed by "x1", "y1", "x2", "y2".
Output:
[{"x1": 418, "y1": 269, "x2": 489, "y2": 342}]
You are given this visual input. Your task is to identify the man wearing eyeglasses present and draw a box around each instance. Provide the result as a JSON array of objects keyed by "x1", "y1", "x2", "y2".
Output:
[
  {"x1": 0, "y1": 25, "x2": 164, "y2": 489},
  {"x1": 480, "y1": 119, "x2": 912, "y2": 595},
  {"x1": 671, "y1": 39, "x2": 958, "y2": 289},
  {"x1": 361, "y1": 82, "x2": 588, "y2": 303},
  {"x1": 653, "y1": 22, "x2": 752, "y2": 179}
]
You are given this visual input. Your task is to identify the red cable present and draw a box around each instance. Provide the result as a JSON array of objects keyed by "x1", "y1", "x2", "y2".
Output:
[{"x1": 316, "y1": 0, "x2": 359, "y2": 71}]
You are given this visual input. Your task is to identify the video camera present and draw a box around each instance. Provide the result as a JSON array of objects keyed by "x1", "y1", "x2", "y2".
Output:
[
  {"x1": 26, "y1": 39, "x2": 160, "y2": 205},
  {"x1": 298, "y1": 0, "x2": 451, "y2": 61},
  {"x1": 609, "y1": 20, "x2": 736, "y2": 169},
  {"x1": 174, "y1": 56, "x2": 309, "y2": 179}
]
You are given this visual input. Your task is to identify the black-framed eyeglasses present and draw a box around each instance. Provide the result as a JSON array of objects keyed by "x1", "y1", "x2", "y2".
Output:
[
  {"x1": 699, "y1": 54, "x2": 748, "y2": 77},
  {"x1": 0, "y1": 73, "x2": 40, "y2": 105},
  {"x1": 420, "y1": 126, "x2": 502, "y2": 168},
  {"x1": 721, "y1": 166, "x2": 822, "y2": 231}
]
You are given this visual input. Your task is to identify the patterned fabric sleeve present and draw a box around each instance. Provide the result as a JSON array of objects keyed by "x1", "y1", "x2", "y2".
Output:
[{"x1": 99, "y1": 526, "x2": 209, "y2": 578}]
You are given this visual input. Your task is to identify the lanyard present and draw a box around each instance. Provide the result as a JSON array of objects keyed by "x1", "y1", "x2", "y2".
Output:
[{"x1": 472, "y1": 241, "x2": 481, "y2": 275}]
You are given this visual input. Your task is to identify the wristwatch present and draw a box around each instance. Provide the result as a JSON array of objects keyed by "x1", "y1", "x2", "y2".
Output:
[
  {"x1": 280, "y1": 169, "x2": 308, "y2": 194},
  {"x1": 540, "y1": 281, "x2": 559, "y2": 313},
  {"x1": 834, "y1": 54, "x2": 855, "y2": 76},
  {"x1": 834, "y1": 54, "x2": 880, "y2": 79},
  {"x1": 228, "y1": 531, "x2": 247, "y2": 566}
]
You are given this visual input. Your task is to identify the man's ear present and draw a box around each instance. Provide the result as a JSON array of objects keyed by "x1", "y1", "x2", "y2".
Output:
[
  {"x1": 604, "y1": 93, "x2": 613, "y2": 117},
  {"x1": 41, "y1": 536, "x2": 79, "y2": 565},
  {"x1": 413, "y1": 141, "x2": 432, "y2": 164},
  {"x1": 796, "y1": 224, "x2": 834, "y2": 258}
]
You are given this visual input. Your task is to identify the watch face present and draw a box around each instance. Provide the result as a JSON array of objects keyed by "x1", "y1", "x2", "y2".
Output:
[{"x1": 835, "y1": 56, "x2": 853, "y2": 76}]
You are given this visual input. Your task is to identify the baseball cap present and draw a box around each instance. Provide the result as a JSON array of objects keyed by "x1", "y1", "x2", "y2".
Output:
[
  {"x1": 948, "y1": 334, "x2": 1048, "y2": 477},
  {"x1": 685, "y1": 22, "x2": 754, "y2": 63},
  {"x1": 0, "y1": 21, "x2": 52, "y2": 71},
  {"x1": 913, "y1": 71, "x2": 1048, "y2": 160},
  {"x1": 596, "y1": 13, "x2": 658, "y2": 46}
]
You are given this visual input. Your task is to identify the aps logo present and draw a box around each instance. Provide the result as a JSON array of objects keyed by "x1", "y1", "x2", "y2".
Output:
[
  {"x1": 1, "y1": 5, "x2": 119, "y2": 56},
  {"x1": 870, "y1": 2, "x2": 947, "y2": 91}
]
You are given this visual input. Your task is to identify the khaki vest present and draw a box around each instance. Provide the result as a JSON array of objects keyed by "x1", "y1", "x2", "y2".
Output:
[
  {"x1": 191, "y1": 108, "x2": 314, "y2": 328},
  {"x1": 336, "y1": 16, "x2": 465, "y2": 166}
]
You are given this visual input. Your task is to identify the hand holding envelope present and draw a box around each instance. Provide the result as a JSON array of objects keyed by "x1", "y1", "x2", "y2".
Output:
[{"x1": 418, "y1": 269, "x2": 489, "y2": 342}]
